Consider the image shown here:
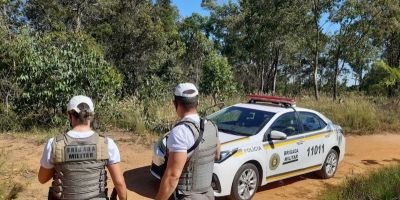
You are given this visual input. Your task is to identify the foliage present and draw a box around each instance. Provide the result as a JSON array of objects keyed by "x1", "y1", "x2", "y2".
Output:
[
  {"x1": 1, "y1": 0, "x2": 400, "y2": 134},
  {"x1": 201, "y1": 51, "x2": 236, "y2": 104},
  {"x1": 179, "y1": 13, "x2": 213, "y2": 84},
  {"x1": 320, "y1": 165, "x2": 400, "y2": 200},
  {"x1": 376, "y1": 61, "x2": 400, "y2": 87},
  {"x1": 362, "y1": 61, "x2": 400, "y2": 95},
  {"x1": 0, "y1": 105, "x2": 20, "y2": 132},
  {"x1": 15, "y1": 32, "x2": 122, "y2": 127}
]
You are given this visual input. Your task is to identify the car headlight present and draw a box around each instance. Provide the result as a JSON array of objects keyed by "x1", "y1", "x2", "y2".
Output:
[{"x1": 215, "y1": 148, "x2": 238, "y2": 163}]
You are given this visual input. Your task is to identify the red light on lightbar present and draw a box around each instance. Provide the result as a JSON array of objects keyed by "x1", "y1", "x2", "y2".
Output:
[{"x1": 247, "y1": 94, "x2": 295, "y2": 105}]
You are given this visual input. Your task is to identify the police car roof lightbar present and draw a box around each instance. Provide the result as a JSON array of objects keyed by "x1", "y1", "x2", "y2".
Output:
[{"x1": 247, "y1": 94, "x2": 296, "y2": 107}]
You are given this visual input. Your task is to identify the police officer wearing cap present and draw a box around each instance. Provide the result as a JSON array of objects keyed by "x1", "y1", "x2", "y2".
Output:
[
  {"x1": 38, "y1": 95, "x2": 127, "y2": 200},
  {"x1": 156, "y1": 83, "x2": 221, "y2": 200}
]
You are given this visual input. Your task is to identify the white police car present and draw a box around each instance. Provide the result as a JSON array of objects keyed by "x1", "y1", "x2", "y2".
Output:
[{"x1": 151, "y1": 95, "x2": 345, "y2": 200}]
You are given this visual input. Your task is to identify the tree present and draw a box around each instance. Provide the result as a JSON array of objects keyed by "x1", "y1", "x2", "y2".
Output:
[
  {"x1": 15, "y1": 32, "x2": 122, "y2": 125},
  {"x1": 205, "y1": 0, "x2": 312, "y2": 95},
  {"x1": 179, "y1": 13, "x2": 213, "y2": 84},
  {"x1": 362, "y1": 61, "x2": 400, "y2": 96},
  {"x1": 342, "y1": 0, "x2": 400, "y2": 96},
  {"x1": 304, "y1": 0, "x2": 333, "y2": 100},
  {"x1": 0, "y1": 0, "x2": 28, "y2": 110},
  {"x1": 200, "y1": 51, "x2": 236, "y2": 104},
  {"x1": 91, "y1": 0, "x2": 184, "y2": 96},
  {"x1": 26, "y1": 0, "x2": 104, "y2": 32}
]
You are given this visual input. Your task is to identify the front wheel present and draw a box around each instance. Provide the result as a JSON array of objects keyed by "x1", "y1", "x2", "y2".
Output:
[
  {"x1": 318, "y1": 149, "x2": 339, "y2": 179},
  {"x1": 229, "y1": 163, "x2": 260, "y2": 200}
]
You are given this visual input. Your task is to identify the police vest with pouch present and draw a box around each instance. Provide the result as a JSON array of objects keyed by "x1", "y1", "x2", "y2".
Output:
[
  {"x1": 50, "y1": 132, "x2": 109, "y2": 200},
  {"x1": 174, "y1": 118, "x2": 218, "y2": 194}
]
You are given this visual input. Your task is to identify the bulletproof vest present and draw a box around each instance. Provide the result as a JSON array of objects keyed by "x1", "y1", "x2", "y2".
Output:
[
  {"x1": 174, "y1": 118, "x2": 218, "y2": 194},
  {"x1": 50, "y1": 132, "x2": 109, "y2": 200}
]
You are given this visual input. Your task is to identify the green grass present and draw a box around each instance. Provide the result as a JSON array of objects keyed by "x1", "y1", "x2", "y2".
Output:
[
  {"x1": 1, "y1": 93, "x2": 399, "y2": 138},
  {"x1": 320, "y1": 165, "x2": 400, "y2": 200},
  {"x1": 298, "y1": 94, "x2": 400, "y2": 134}
]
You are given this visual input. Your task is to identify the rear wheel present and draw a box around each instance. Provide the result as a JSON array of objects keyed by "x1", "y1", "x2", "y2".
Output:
[
  {"x1": 229, "y1": 163, "x2": 260, "y2": 200},
  {"x1": 318, "y1": 149, "x2": 338, "y2": 179}
]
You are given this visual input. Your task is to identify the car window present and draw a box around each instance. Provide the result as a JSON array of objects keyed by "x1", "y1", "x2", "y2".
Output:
[
  {"x1": 270, "y1": 112, "x2": 299, "y2": 136},
  {"x1": 299, "y1": 112, "x2": 326, "y2": 132},
  {"x1": 208, "y1": 106, "x2": 275, "y2": 136}
]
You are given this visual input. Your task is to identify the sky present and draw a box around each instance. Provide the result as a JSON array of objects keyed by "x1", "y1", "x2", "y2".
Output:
[{"x1": 171, "y1": 0, "x2": 209, "y2": 17}]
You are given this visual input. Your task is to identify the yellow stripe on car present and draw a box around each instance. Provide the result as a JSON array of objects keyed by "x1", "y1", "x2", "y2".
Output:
[
  {"x1": 221, "y1": 137, "x2": 250, "y2": 146},
  {"x1": 266, "y1": 165, "x2": 321, "y2": 182},
  {"x1": 232, "y1": 150, "x2": 245, "y2": 158}
]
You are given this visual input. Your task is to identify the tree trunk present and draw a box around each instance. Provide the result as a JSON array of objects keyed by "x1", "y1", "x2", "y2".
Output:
[
  {"x1": 312, "y1": 0, "x2": 320, "y2": 101},
  {"x1": 358, "y1": 68, "x2": 363, "y2": 91},
  {"x1": 195, "y1": 62, "x2": 199, "y2": 85},
  {"x1": 272, "y1": 48, "x2": 280, "y2": 96},
  {"x1": 313, "y1": 43, "x2": 319, "y2": 100},
  {"x1": 333, "y1": 46, "x2": 341, "y2": 101},
  {"x1": 76, "y1": 14, "x2": 81, "y2": 32},
  {"x1": 212, "y1": 92, "x2": 217, "y2": 105},
  {"x1": 5, "y1": 92, "x2": 9, "y2": 114},
  {"x1": 75, "y1": 1, "x2": 86, "y2": 32},
  {"x1": 260, "y1": 63, "x2": 265, "y2": 93}
]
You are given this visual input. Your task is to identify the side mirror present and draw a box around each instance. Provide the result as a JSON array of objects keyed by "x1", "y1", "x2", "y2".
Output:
[{"x1": 270, "y1": 130, "x2": 287, "y2": 140}]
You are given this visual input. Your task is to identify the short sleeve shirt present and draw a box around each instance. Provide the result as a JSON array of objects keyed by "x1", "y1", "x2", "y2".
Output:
[
  {"x1": 167, "y1": 114, "x2": 200, "y2": 154},
  {"x1": 40, "y1": 130, "x2": 121, "y2": 169}
]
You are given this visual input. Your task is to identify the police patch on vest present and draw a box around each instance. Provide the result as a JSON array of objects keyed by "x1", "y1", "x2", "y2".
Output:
[
  {"x1": 269, "y1": 153, "x2": 280, "y2": 170},
  {"x1": 64, "y1": 144, "x2": 97, "y2": 161}
]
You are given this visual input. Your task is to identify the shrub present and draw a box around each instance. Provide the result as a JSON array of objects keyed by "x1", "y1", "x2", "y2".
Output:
[
  {"x1": 320, "y1": 165, "x2": 400, "y2": 200},
  {"x1": 201, "y1": 51, "x2": 236, "y2": 104},
  {"x1": 15, "y1": 32, "x2": 122, "y2": 128},
  {"x1": 298, "y1": 95, "x2": 380, "y2": 134},
  {"x1": 96, "y1": 98, "x2": 147, "y2": 134},
  {"x1": 0, "y1": 105, "x2": 21, "y2": 132}
]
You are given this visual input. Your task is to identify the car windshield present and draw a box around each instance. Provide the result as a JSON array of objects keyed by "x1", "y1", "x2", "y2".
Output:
[{"x1": 208, "y1": 106, "x2": 275, "y2": 136}]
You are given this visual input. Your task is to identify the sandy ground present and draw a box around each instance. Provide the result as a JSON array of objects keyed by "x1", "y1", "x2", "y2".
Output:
[{"x1": 1, "y1": 132, "x2": 400, "y2": 200}]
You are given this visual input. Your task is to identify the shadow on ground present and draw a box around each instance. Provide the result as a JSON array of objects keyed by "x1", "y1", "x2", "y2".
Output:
[
  {"x1": 124, "y1": 166, "x2": 159, "y2": 199},
  {"x1": 216, "y1": 172, "x2": 321, "y2": 199}
]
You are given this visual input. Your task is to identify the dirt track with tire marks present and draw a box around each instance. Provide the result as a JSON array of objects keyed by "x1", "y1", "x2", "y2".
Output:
[{"x1": 1, "y1": 132, "x2": 400, "y2": 200}]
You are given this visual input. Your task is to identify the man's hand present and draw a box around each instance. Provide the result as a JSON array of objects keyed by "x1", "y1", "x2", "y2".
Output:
[{"x1": 155, "y1": 151, "x2": 187, "y2": 200}]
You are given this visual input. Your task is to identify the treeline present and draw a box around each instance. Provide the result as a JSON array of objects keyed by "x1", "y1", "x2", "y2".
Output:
[{"x1": 1, "y1": 0, "x2": 400, "y2": 129}]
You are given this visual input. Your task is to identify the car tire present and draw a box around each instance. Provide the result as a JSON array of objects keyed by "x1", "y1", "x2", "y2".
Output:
[
  {"x1": 318, "y1": 149, "x2": 339, "y2": 179},
  {"x1": 229, "y1": 163, "x2": 260, "y2": 200}
]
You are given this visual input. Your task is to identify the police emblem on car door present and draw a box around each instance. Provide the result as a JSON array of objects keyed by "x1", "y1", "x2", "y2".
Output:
[{"x1": 263, "y1": 112, "x2": 305, "y2": 182}]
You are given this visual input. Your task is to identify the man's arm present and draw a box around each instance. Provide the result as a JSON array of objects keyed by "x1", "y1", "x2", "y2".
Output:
[
  {"x1": 107, "y1": 163, "x2": 127, "y2": 200},
  {"x1": 155, "y1": 151, "x2": 187, "y2": 200},
  {"x1": 215, "y1": 140, "x2": 221, "y2": 161},
  {"x1": 38, "y1": 166, "x2": 54, "y2": 184}
]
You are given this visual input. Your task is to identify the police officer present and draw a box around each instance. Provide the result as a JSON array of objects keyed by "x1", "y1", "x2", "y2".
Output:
[
  {"x1": 38, "y1": 95, "x2": 127, "y2": 200},
  {"x1": 155, "y1": 83, "x2": 221, "y2": 200}
]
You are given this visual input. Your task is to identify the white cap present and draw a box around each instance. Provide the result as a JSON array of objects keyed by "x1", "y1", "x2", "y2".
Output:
[
  {"x1": 174, "y1": 83, "x2": 199, "y2": 98},
  {"x1": 67, "y1": 95, "x2": 94, "y2": 113}
]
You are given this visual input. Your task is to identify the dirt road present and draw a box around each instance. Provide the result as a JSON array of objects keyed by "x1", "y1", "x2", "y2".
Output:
[{"x1": 1, "y1": 132, "x2": 400, "y2": 200}]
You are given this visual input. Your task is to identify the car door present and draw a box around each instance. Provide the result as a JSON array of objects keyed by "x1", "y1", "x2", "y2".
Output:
[
  {"x1": 263, "y1": 112, "x2": 306, "y2": 182},
  {"x1": 298, "y1": 111, "x2": 329, "y2": 168}
]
